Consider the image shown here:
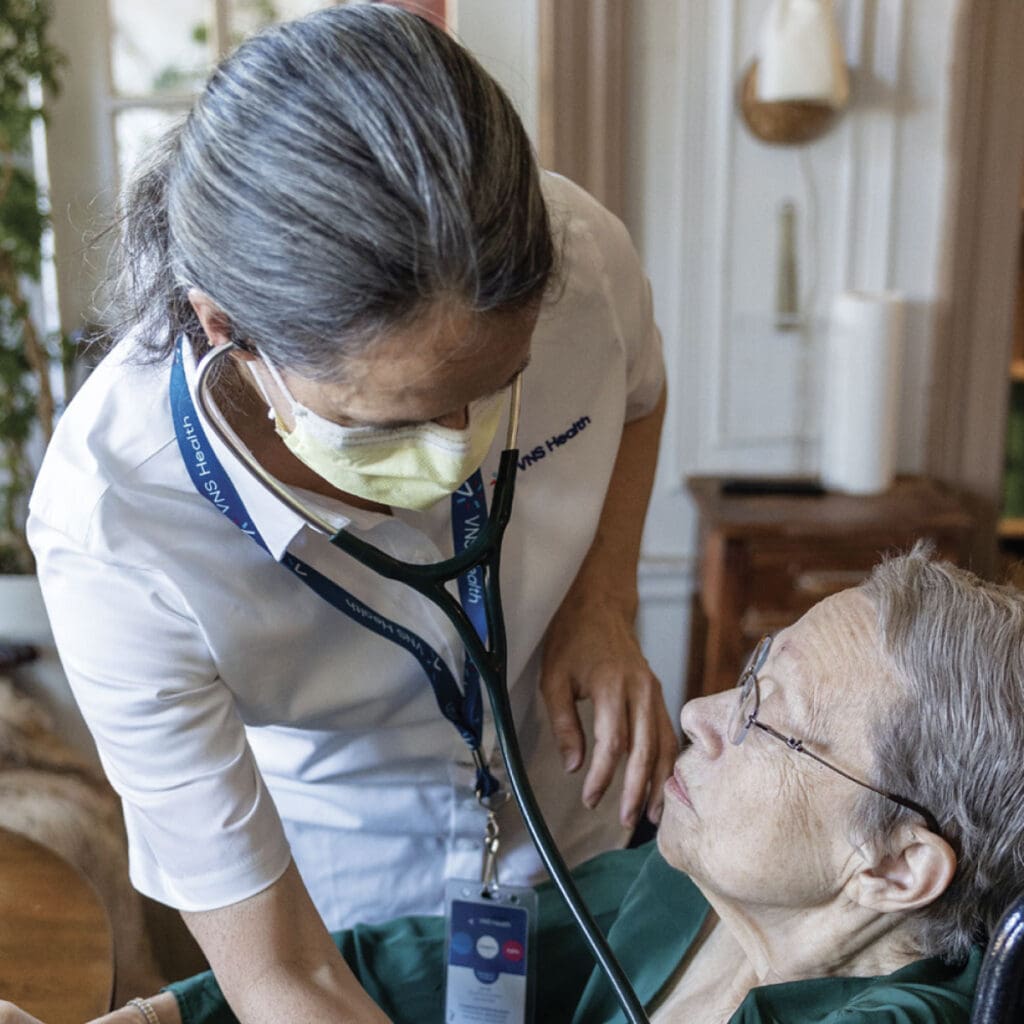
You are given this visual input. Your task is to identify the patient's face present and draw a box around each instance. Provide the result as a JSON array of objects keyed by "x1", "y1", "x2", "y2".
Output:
[{"x1": 659, "y1": 589, "x2": 898, "y2": 910}]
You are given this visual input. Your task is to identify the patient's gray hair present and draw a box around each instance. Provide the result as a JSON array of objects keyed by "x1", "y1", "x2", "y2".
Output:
[
  {"x1": 107, "y1": 4, "x2": 553, "y2": 377},
  {"x1": 857, "y1": 543, "x2": 1024, "y2": 962}
]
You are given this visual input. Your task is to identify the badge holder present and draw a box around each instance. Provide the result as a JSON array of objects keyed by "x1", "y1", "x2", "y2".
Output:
[{"x1": 445, "y1": 793, "x2": 538, "y2": 1024}]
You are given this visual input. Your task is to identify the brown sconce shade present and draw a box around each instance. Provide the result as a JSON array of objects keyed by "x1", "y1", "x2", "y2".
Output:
[{"x1": 739, "y1": 61, "x2": 840, "y2": 145}]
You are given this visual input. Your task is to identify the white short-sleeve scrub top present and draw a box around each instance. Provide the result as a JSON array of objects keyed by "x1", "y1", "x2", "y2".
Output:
[{"x1": 28, "y1": 174, "x2": 665, "y2": 929}]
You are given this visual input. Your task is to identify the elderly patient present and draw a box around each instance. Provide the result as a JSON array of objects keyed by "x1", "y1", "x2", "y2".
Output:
[{"x1": 3, "y1": 546, "x2": 1019, "y2": 1024}]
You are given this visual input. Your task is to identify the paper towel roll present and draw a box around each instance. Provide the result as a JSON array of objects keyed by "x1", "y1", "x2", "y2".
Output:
[{"x1": 820, "y1": 291, "x2": 905, "y2": 495}]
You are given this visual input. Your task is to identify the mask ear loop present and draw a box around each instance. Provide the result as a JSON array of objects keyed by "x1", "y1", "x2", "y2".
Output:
[
  {"x1": 258, "y1": 352, "x2": 294, "y2": 400},
  {"x1": 247, "y1": 351, "x2": 300, "y2": 425},
  {"x1": 223, "y1": 324, "x2": 296, "y2": 418}
]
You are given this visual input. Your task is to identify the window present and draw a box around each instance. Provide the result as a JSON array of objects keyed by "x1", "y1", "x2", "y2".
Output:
[
  {"x1": 107, "y1": 1, "x2": 448, "y2": 184},
  {"x1": 106, "y1": 1, "x2": 390, "y2": 183}
]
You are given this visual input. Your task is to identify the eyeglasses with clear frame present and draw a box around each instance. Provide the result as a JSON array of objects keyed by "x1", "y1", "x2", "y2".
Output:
[{"x1": 728, "y1": 634, "x2": 944, "y2": 837}]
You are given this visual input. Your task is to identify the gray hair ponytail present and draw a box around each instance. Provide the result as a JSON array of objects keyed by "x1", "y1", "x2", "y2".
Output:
[{"x1": 107, "y1": 4, "x2": 553, "y2": 377}]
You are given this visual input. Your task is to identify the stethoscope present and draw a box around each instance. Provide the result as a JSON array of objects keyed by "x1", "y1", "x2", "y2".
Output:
[{"x1": 196, "y1": 341, "x2": 652, "y2": 1024}]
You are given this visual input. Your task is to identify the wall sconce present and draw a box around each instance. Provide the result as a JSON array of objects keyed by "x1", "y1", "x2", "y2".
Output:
[{"x1": 740, "y1": 0, "x2": 850, "y2": 145}]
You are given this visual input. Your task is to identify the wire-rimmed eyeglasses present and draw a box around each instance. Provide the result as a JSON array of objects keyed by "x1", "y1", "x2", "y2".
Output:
[{"x1": 728, "y1": 634, "x2": 944, "y2": 837}]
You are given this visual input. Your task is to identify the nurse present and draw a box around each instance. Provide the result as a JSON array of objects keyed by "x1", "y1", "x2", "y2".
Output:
[{"x1": 28, "y1": 5, "x2": 675, "y2": 1019}]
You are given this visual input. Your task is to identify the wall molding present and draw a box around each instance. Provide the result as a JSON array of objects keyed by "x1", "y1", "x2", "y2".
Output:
[
  {"x1": 638, "y1": 555, "x2": 697, "y2": 604},
  {"x1": 706, "y1": 0, "x2": 740, "y2": 456},
  {"x1": 637, "y1": 554, "x2": 697, "y2": 711},
  {"x1": 669, "y1": 1, "x2": 715, "y2": 488},
  {"x1": 843, "y1": 0, "x2": 906, "y2": 294}
]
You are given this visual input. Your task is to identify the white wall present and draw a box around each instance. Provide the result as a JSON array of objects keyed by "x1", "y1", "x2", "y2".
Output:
[
  {"x1": 450, "y1": 0, "x2": 539, "y2": 142},
  {"x1": 624, "y1": 0, "x2": 958, "y2": 715}
]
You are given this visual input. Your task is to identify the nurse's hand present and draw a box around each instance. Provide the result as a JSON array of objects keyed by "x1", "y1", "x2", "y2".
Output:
[{"x1": 540, "y1": 588, "x2": 679, "y2": 829}]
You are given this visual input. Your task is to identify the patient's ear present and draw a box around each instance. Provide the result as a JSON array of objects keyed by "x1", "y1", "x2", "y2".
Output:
[{"x1": 846, "y1": 825, "x2": 957, "y2": 913}]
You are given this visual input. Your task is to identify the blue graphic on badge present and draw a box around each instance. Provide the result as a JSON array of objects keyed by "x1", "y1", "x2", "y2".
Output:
[{"x1": 448, "y1": 900, "x2": 528, "y2": 977}]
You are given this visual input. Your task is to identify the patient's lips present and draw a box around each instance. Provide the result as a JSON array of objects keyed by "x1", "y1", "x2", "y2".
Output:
[{"x1": 665, "y1": 768, "x2": 693, "y2": 809}]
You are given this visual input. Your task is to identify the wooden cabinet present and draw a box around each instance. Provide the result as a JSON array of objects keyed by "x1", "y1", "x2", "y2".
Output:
[
  {"x1": 685, "y1": 476, "x2": 981, "y2": 699},
  {"x1": 998, "y1": 207, "x2": 1024, "y2": 542},
  {"x1": 998, "y1": 195, "x2": 1024, "y2": 554}
]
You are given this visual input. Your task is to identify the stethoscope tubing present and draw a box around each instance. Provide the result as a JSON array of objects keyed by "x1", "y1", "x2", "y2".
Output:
[{"x1": 195, "y1": 344, "x2": 651, "y2": 1024}]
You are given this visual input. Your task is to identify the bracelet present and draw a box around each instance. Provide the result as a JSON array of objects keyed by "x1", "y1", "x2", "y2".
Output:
[{"x1": 127, "y1": 997, "x2": 160, "y2": 1024}]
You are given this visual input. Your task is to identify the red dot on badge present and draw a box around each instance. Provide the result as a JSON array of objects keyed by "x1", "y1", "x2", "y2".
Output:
[{"x1": 503, "y1": 940, "x2": 524, "y2": 962}]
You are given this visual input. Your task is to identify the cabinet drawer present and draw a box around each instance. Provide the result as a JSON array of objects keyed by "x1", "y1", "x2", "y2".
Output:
[
  {"x1": 741, "y1": 531, "x2": 968, "y2": 626},
  {"x1": 695, "y1": 530, "x2": 969, "y2": 656},
  {"x1": 744, "y1": 537, "x2": 884, "y2": 615}
]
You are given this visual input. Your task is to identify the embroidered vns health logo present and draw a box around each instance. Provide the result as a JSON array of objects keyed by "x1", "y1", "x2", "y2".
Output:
[{"x1": 489, "y1": 414, "x2": 592, "y2": 484}]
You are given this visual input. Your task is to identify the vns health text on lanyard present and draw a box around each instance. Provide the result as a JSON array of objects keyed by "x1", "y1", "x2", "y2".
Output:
[{"x1": 170, "y1": 339, "x2": 536, "y2": 1024}]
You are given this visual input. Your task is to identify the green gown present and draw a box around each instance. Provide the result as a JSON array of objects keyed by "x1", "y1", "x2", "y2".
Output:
[{"x1": 167, "y1": 842, "x2": 980, "y2": 1024}]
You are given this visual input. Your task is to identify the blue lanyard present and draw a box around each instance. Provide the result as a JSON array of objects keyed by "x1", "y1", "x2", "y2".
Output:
[
  {"x1": 450, "y1": 478, "x2": 490, "y2": 747},
  {"x1": 169, "y1": 340, "x2": 500, "y2": 798}
]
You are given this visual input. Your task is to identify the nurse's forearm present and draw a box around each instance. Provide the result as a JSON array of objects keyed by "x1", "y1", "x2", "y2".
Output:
[
  {"x1": 574, "y1": 383, "x2": 666, "y2": 605},
  {"x1": 228, "y1": 963, "x2": 391, "y2": 1024},
  {"x1": 181, "y1": 861, "x2": 390, "y2": 1024},
  {"x1": 205, "y1": 939, "x2": 392, "y2": 1024}
]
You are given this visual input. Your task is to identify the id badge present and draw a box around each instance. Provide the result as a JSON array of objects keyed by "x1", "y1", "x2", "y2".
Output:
[{"x1": 444, "y1": 878, "x2": 538, "y2": 1024}]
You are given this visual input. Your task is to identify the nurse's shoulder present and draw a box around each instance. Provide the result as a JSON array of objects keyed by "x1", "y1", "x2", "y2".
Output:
[
  {"x1": 28, "y1": 332, "x2": 178, "y2": 550},
  {"x1": 539, "y1": 170, "x2": 648, "y2": 301},
  {"x1": 538, "y1": 171, "x2": 663, "y2": 421}
]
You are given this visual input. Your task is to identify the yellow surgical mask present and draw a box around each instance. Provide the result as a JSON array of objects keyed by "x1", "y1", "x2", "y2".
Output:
[{"x1": 255, "y1": 357, "x2": 506, "y2": 511}]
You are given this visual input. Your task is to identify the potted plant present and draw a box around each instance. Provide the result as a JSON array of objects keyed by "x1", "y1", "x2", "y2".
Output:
[
  {"x1": 0, "y1": 3, "x2": 100, "y2": 763},
  {"x1": 0, "y1": 0, "x2": 67, "y2": 575}
]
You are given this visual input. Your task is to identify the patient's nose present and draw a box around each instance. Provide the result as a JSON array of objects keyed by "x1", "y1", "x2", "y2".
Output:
[{"x1": 679, "y1": 692, "x2": 730, "y2": 759}]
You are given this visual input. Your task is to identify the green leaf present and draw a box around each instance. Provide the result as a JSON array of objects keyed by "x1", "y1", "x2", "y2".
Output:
[
  {"x1": 0, "y1": 166, "x2": 45, "y2": 277},
  {"x1": 0, "y1": 0, "x2": 66, "y2": 569}
]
